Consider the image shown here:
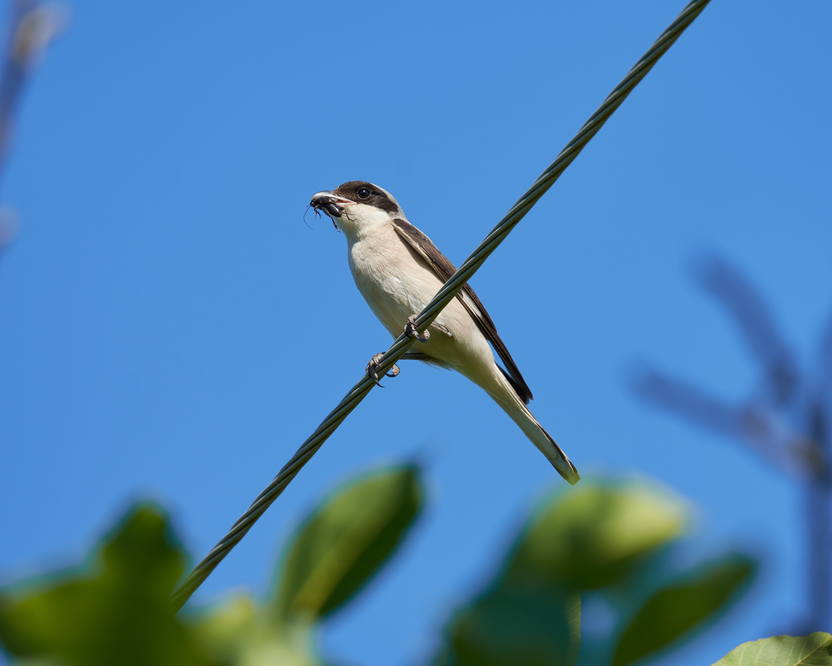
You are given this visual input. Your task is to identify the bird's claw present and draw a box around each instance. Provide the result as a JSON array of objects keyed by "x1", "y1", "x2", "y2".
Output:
[
  {"x1": 366, "y1": 353, "x2": 400, "y2": 387},
  {"x1": 404, "y1": 315, "x2": 430, "y2": 343}
]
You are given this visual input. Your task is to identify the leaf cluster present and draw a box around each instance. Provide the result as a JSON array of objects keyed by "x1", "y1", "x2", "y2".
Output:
[
  {"x1": 435, "y1": 481, "x2": 755, "y2": 666},
  {"x1": 0, "y1": 467, "x2": 786, "y2": 666}
]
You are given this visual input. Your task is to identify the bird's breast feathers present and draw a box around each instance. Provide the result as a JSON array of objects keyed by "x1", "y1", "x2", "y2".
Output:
[
  {"x1": 347, "y1": 222, "x2": 442, "y2": 334},
  {"x1": 346, "y1": 220, "x2": 494, "y2": 378}
]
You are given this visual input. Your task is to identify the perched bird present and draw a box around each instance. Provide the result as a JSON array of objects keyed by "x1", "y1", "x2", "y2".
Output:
[{"x1": 310, "y1": 181, "x2": 579, "y2": 484}]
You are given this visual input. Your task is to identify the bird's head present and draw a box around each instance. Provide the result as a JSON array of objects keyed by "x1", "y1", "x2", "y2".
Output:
[{"x1": 310, "y1": 181, "x2": 401, "y2": 236}]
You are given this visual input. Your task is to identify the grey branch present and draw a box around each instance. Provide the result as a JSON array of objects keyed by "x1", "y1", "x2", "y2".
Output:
[
  {"x1": 694, "y1": 255, "x2": 798, "y2": 405},
  {"x1": 631, "y1": 367, "x2": 796, "y2": 471},
  {"x1": 817, "y1": 311, "x2": 832, "y2": 393},
  {"x1": 0, "y1": 1, "x2": 64, "y2": 189},
  {"x1": 636, "y1": 259, "x2": 832, "y2": 632}
]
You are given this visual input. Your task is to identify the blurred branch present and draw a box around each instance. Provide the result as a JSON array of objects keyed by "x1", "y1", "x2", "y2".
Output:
[
  {"x1": 818, "y1": 312, "x2": 832, "y2": 393},
  {"x1": 631, "y1": 367, "x2": 795, "y2": 472},
  {"x1": 694, "y1": 255, "x2": 799, "y2": 405},
  {"x1": 0, "y1": 0, "x2": 64, "y2": 190},
  {"x1": 804, "y1": 401, "x2": 831, "y2": 633},
  {"x1": 633, "y1": 255, "x2": 832, "y2": 633},
  {"x1": 0, "y1": 205, "x2": 15, "y2": 259}
]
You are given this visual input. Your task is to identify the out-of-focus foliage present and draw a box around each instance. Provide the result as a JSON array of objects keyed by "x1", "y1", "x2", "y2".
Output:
[
  {"x1": 435, "y1": 585, "x2": 580, "y2": 666},
  {"x1": 503, "y1": 483, "x2": 686, "y2": 591},
  {"x1": 0, "y1": 464, "x2": 425, "y2": 666},
  {"x1": 0, "y1": 504, "x2": 215, "y2": 666},
  {"x1": 433, "y1": 480, "x2": 756, "y2": 666},
  {"x1": 192, "y1": 594, "x2": 317, "y2": 666},
  {"x1": 274, "y1": 463, "x2": 422, "y2": 622},
  {"x1": 712, "y1": 632, "x2": 832, "y2": 665},
  {"x1": 612, "y1": 554, "x2": 756, "y2": 665},
  {"x1": 1, "y1": 468, "x2": 758, "y2": 666}
]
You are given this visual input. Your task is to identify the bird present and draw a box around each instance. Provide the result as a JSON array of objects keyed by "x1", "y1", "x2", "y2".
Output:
[{"x1": 310, "y1": 181, "x2": 579, "y2": 484}]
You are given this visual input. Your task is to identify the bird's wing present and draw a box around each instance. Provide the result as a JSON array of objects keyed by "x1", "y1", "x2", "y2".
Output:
[{"x1": 392, "y1": 217, "x2": 534, "y2": 404}]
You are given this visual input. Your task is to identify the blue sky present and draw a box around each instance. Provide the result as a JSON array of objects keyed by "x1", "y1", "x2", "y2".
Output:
[{"x1": 1, "y1": 1, "x2": 830, "y2": 664}]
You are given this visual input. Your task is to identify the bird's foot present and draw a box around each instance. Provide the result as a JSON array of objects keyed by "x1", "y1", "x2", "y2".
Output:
[
  {"x1": 404, "y1": 315, "x2": 430, "y2": 343},
  {"x1": 366, "y1": 353, "x2": 400, "y2": 387}
]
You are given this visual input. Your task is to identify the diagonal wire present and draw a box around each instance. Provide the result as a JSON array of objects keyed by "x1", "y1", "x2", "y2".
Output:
[{"x1": 172, "y1": 0, "x2": 712, "y2": 611}]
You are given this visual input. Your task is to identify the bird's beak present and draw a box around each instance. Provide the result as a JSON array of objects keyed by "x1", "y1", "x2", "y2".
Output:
[{"x1": 310, "y1": 191, "x2": 352, "y2": 218}]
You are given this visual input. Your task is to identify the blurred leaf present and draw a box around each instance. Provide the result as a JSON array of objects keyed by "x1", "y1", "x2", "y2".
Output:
[
  {"x1": 0, "y1": 503, "x2": 214, "y2": 666},
  {"x1": 436, "y1": 585, "x2": 580, "y2": 666},
  {"x1": 98, "y1": 503, "x2": 186, "y2": 593},
  {"x1": 0, "y1": 579, "x2": 91, "y2": 656},
  {"x1": 505, "y1": 482, "x2": 686, "y2": 591},
  {"x1": 194, "y1": 595, "x2": 321, "y2": 666},
  {"x1": 274, "y1": 464, "x2": 423, "y2": 622},
  {"x1": 612, "y1": 553, "x2": 756, "y2": 666},
  {"x1": 193, "y1": 594, "x2": 258, "y2": 661},
  {"x1": 712, "y1": 632, "x2": 832, "y2": 665}
]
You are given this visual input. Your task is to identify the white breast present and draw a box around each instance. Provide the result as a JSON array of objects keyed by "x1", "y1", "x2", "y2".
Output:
[
  {"x1": 345, "y1": 220, "x2": 495, "y2": 380},
  {"x1": 347, "y1": 222, "x2": 440, "y2": 337}
]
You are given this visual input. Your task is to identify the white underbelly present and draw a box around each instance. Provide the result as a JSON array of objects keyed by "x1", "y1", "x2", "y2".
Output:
[
  {"x1": 347, "y1": 227, "x2": 494, "y2": 375},
  {"x1": 350, "y1": 237, "x2": 443, "y2": 335}
]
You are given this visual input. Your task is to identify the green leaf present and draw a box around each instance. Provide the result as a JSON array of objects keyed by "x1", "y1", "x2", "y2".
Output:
[
  {"x1": 712, "y1": 632, "x2": 832, "y2": 666},
  {"x1": 274, "y1": 464, "x2": 423, "y2": 621},
  {"x1": 0, "y1": 579, "x2": 92, "y2": 657},
  {"x1": 192, "y1": 595, "x2": 259, "y2": 660},
  {"x1": 435, "y1": 584, "x2": 580, "y2": 666},
  {"x1": 612, "y1": 553, "x2": 756, "y2": 666},
  {"x1": 98, "y1": 503, "x2": 186, "y2": 594},
  {"x1": 505, "y1": 481, "x2": 686, "y2": 591},
  {"x1": 0, "y1": 503, "x2": 214, "y2": 666},
  {"x1": 195, "y1": 595, "x2": 321, "y2": 666}
]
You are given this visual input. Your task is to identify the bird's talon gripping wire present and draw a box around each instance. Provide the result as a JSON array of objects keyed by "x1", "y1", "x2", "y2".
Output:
[
  {"x1": 366, "y1": 353, "x2": 400, "y2": 387},
  {"x1": 404, "y1": 315, "x2": 430, "y2": 343}
]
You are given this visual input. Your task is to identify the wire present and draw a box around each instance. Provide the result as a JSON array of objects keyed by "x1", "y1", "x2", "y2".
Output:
[{"x1": 172, "y1": 0, "x2": 713, "y2": 611}]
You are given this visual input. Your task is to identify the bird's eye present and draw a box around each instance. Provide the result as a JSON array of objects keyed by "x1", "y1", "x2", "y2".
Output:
[{"x1": 356, "y1": 187, "x2": 371, "y2": 200}]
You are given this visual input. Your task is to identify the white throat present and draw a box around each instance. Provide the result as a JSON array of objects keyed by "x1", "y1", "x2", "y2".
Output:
[{"x1": 337, "y1": 203, "x2": 395, "y2": 243}]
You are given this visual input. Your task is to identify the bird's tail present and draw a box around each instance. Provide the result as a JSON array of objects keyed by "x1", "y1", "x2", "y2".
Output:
[{"x1": 485, "y1": 367, "x2": 580, "y2": 485}]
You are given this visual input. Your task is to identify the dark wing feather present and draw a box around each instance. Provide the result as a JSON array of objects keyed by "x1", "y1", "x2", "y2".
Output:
[{"x1": 392, "y1": 218, "x2": 534, "y2": 404}]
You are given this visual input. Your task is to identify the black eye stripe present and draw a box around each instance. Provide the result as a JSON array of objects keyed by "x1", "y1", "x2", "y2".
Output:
[{"x1": 332, "y1": 180, "x2": 399, "y2": 214}]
